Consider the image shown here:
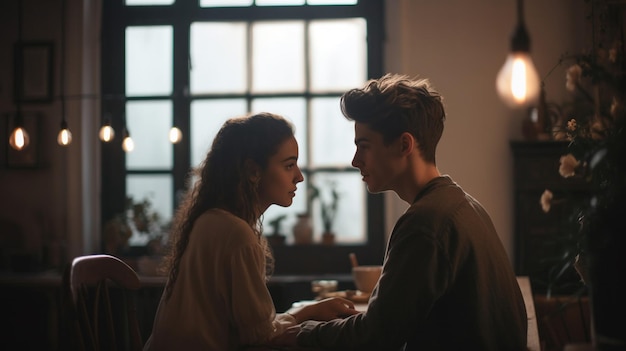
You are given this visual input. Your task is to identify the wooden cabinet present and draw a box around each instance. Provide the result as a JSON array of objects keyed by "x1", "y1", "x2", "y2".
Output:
[{"x1": 510, "y1": 141, "x2": 588, "y2": 294}]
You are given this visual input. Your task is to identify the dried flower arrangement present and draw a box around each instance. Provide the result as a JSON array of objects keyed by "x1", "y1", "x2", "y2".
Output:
[{"x1": 538, "y1": 0, "x2": 626, "y2": 296}]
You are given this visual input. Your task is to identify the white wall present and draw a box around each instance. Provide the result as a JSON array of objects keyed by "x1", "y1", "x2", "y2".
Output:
[
  {"x1": 0, "y1": 0, "x2": 100, "y2": 268},
  {"x1": 383, "y1": 0, "x2": 586, "y2": 263}
]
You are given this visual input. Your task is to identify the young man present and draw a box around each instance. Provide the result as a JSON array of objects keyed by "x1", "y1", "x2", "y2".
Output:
[{"x1": 273, "y1": 74, "x2": 528, "y2": 350}]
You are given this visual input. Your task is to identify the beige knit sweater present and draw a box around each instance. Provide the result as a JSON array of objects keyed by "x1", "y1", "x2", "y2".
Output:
[{"x1": 143, "y1": 208, "x2": 295, "y2": 351}]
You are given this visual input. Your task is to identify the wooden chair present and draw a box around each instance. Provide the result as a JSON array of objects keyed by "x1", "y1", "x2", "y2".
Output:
[
  {"x1": 62, "y1": 254, "x2": 143, "y2": 351},
  {"x1": 517, "y1": 276, "x2": 541, "y2": 351}
]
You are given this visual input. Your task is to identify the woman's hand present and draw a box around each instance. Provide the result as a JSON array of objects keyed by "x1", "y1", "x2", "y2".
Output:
[
  {"x1": 268, "y1": 325, "x2": 300, "y2": 347},
  {"x1": 288, "y1": 297, "x2": 359, "y2": 323}
]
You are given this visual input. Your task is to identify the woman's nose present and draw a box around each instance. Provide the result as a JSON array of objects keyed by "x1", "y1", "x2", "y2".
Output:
[{"x1": 295, "y1": 167, "x2": 304, "y2": 183}]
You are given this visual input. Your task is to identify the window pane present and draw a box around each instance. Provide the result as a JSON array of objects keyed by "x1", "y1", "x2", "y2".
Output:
[
  {"x1": 309, "y1": 18, "x2": 367, "y2": 92},
  {"x1": 310, "y1": 172, "x2": 365, "y2": 243},
  {"x1": 256, "y1": 0, "x2": 305, "y2": 5},
  {"x1": 126, "y1": 0, "x2": 174, "y2": 5},
  {"x1": 127, "y1": 174, "x2": 173, "y2": 231},
  {"x1": 252, "y1": 21, "x2": 305, "y2": 93},
  {"x1": 126, "y1": 100, "x2": 173, "y2": 169},
  {"x1": 251, "y1": 97, "x2": 307, "y2": 165},
  {"x1": 200, "y1": 0, "x2": 252, "y2": 7},
  {"x1": 190, "y1": 22, "x2": 247, "y2": 94},
  {"x1": 126, "y1": 26, "x2": 172, "y2": 96},
  {"x1": 310, "y1": 97, "x2": 355, "y2": 167},
  {"x1": 190, "y1": 99, "x2": 247, "y2": 167}
]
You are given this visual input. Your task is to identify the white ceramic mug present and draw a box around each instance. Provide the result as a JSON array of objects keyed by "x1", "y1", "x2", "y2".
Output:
[{"x1": 352, "y1": 265, "x2": 382, "y2": 293}]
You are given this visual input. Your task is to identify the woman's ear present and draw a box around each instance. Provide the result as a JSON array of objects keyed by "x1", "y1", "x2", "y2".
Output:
[{"x1": 244, "y1": 159, "x2": 261, "y2": 184}]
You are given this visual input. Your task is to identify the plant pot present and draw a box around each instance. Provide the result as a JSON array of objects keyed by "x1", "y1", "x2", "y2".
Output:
[{"x1": 321, "y1": 232, "x2": 335, "y2": 246}]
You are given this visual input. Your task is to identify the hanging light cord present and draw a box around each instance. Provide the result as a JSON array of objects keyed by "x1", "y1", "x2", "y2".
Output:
[
  {"x1": 16, "y1": 0, "x2": 24, "y2": 126},
  {"x1": 511, "y1": 0, "x2": 530, "y2": 52},
  {"x1": 60, "y1": 0, "x2": 67, "y2": 125}
]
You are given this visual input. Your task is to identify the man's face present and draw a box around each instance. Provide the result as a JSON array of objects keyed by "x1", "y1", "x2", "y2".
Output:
[{"x1": 351, "y1": 122, "x2": 402, "y2": 193}]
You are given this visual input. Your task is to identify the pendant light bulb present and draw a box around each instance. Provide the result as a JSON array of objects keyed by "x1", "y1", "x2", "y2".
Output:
[
  {"x1": 99, "y1": 118, "x2": 115, "y2": 142},
  {"x1": 169, "y1": 126, "x2": 182, "y2": 144},
  {"x1": 9, "y1": 126, "x2": 30, "y2": 151},
  {"x1": 496, "y1": 52, "x2": 540, "y2": 108},
  {"x1": 57, "y1": 120, "x2": 72, "y2": 146},
  {"x1": 122, "y1": 129, "x2": 134, "y2": 152},
  {"x1": 496, "y1": 0, "x2": 540, "y2": 108}
]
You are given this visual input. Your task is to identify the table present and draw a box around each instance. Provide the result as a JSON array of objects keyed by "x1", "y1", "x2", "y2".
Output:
[
  {"x1": 293, "y1": 276, "x2": 540, "y2": 350},
  {"x1": 291, "y1": 300, "x2": 368, "y2": 313}
]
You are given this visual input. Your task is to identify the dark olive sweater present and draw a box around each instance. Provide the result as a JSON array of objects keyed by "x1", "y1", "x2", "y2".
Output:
[{"x1": 297, "y1": 176, "x2": 528, "y2": 351}]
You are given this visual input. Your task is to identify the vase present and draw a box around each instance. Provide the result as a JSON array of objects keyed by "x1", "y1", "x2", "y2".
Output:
[
  {"x1": 293, "y1": 214, "x2": 313, "y2": 245},
  {"x1": 523, "y1": 86, "x2": 552, "y2": 141},
  {"x1": 586, "y1": 206, "x2": 626, "y2": 350},
  {"x1": 587, "y1": 245, "x2": 625, "y2": 350}
]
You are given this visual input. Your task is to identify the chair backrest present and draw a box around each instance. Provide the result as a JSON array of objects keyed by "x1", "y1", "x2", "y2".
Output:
[
  {"x1": 517, "y1": 276, "x2": 541, "y2": 351},
  {"x1": 62, "y1": 254, "x2": 143, "y2": 351}
]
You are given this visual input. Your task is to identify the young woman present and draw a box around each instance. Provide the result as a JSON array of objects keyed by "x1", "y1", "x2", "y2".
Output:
[{"x1": 143, "y1": 112, "x2": 357, "y2": 351}]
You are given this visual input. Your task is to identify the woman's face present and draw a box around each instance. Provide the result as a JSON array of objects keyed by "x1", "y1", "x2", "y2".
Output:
[{"x1": 257, "y1": 136, "x2": 304, "y2": 212}]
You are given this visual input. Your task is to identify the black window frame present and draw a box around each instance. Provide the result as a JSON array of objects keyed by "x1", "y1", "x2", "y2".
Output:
[{"x1": 101, "y1": 0, "x2": 386, "y2": 275}]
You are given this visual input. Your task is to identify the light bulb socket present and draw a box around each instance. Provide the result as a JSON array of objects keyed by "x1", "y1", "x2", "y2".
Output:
[
  {"x1": 511, "y1": 23, "x2": 531, "y2": 52},
  {"x1": 60, "y1": 119, "x2": 68, "y2": 130},
  {"x1": 14, "y1": 111, "x2": 24, "y2": 128}
]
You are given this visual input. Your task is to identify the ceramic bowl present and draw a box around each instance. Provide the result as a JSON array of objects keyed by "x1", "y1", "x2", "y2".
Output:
[{"x1": 352, "y1": 265, "x2": 382, "y2": 293}]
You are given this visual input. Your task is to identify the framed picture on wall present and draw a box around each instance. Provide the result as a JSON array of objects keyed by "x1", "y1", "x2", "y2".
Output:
[
  {"x1": 13, "y1": 41, "x2": 54, "y2": 104},
  {"x1": 0, "y1": 112, "x2": 42, "y2": 169}
]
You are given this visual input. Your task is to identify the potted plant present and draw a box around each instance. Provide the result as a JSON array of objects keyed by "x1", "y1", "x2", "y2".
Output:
[
  {"x1": 310, "y1": 182, "x2": 340, "y2": 245},
  {"x1": 538, "y1": 1, "x2": 625, "y2": 346},
  {"x1": 103, "y1": 196, "x2": 167, "y2": 257},
  {"x1": 266, "y1": 214, "x2": 287, "y2": 246}
]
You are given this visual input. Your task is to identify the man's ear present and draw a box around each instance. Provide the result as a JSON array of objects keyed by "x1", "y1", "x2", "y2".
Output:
[
  {"x1": 244, "y1": 159, "x2": 261, "y2": 184},
  {"x1": 399, "y1": 132, "x2": 416, "y2": 155}
]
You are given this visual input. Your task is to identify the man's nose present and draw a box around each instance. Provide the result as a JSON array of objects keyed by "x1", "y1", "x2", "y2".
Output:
[{"x1": 351, "y1": 153, "x2": 360, "y2": 168}]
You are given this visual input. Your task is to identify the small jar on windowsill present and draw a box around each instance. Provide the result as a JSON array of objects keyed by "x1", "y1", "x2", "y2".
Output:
[{"x1": 321, "y1": 232, "x2": 335, "y2": 246}]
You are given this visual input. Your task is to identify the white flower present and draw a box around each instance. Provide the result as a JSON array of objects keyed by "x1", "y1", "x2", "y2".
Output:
[
  {"x1": 567, "y1": 119, "x2": 578, "y2": 132},
  {"x1": 540, "y1": 189, "x2": 554, "y2": 213},
  {"x1": 566, "y1": 64, "x2": 582, "y2": 92},
  {"x1": 609, "y1": 47, "x2": 617, "y2": 63},
  {"x1": 559, "y1": 154, "x2": 580, "y2": 178}
]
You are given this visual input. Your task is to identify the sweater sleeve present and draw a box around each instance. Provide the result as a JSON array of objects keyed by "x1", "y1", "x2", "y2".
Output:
[
  {"x1": 297, "y1": 212, "x2": 452, "y2": 350},
  {"x1": 230, "y1": 242, "x2": 297, "y2": 345}
]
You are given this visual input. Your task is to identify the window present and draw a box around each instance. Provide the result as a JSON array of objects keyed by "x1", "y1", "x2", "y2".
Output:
[{"x1": 101, "y1": 0, "x2": 385, "y2": 274}]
